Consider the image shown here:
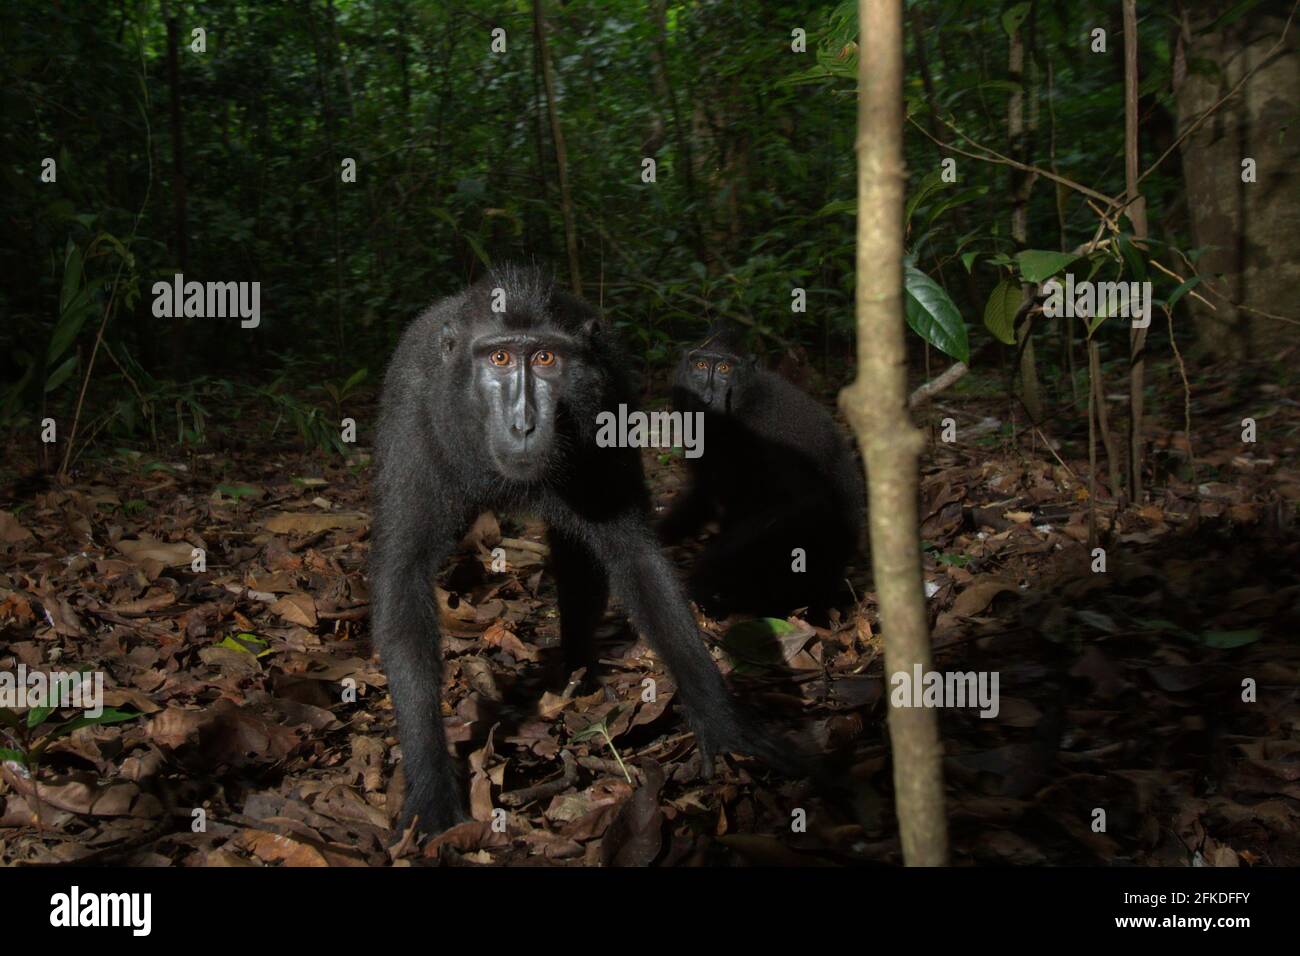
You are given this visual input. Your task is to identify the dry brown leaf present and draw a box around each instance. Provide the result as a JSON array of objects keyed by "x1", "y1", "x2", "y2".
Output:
[
  {"x1": 950, "y1": 579, "x2": 1020, "y2": 618},
  {"x1": 117, "y1": 535, "x2": 196, "y2": 567},
  {"x1": 263, "y1": 512, "x2": 368, "y2": 534},
  {"x1": 237, "y1": 829, "x2": 330, "y2": 866},
  {"x1": 271, "y1": 591, "x2": 318, "y2": 628},
  {"x1": 0, "y1": 509, "x2": 35, "y2": 546},
  {"x1": 102, "y1": 687, "x2": 161, "y2": 714},
  {"x1": 108, "y1": 591, "x2": 177, "y2": 616}
]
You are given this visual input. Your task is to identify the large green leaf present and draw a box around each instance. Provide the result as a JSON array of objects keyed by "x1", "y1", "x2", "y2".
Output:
[
  {"x1": 43, "y1": 354, "x2": 78, "y2": 393},
  {"x1": 983, "y1": 279, "x2": 1021, "y2": 345},
  {"x1": 924, "y1": 186, "x2": 988, "y2": 229},
  {"x1": 48, "y1": 246, "x2": 97, "y2": 364},
  {"x1": 904, "y1": 266, "x2": 969, "y2": 363},
  {"x1": 1016, "y1": 250, "x2": 1080, "y2": 284},
  {"x1": 904, "y1": 170, "x2": 946, "y2": 230}
]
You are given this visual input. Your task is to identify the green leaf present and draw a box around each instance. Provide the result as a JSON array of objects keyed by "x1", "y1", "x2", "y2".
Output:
[
  {"x1": 721, "y1": 618, "x2": 799, "y2": 672},
  {"x1": 43, "y1": 354, "x2": 78, "y2": 393},
  {"x1": 26, "y1": 706, "x2": 55, "y2": 729},
  {"x1": 47, "y1": 291, "x2": 94, "y2": 364},
  {"x1": 814, "y1": 199, "x2": 856, "y2": 218},
  {"x1": 1199, "y1": 629, "x2": 1261, "y2": 649},
  {"x1": 1016, "y1": 249, "x2": 1079, "y2": 284},
  {"x1": 1134, "y1": 618, "x2": 1194, "y2": 639},
  {"x1": 569, "y1": 725, "x2": 604, "y2": 743},
  {"x1": 961, "y1": 252, "x2": 980, "y2": 274},
  {"x1": 941, "y1": 80, "x2": 1023, "y2": 109},
  {"x1": 1084, "y1": 310, "x2": 1109, "y2": 338},
  {"x1": 45, "y1": 708, "x2": 140, "y2": 740},
  {"x1": 571, "y1": 705, "x2": 621, "y2": 742},
  {"x1": 983, "y1": 279, "x2": 1021, "y2": 345},
  {"x1": 1164, "y1": 277, "x2": 1201, "y2": 310},
  {"x1": 904, "y1": 266, "x2": 970, "y2": 363},
  {"x1": 904, "y1": 169, "x2": 946, "y2": 230},
  {"x1": 216, "y1": 484, "x2": 259, "y2": 500},
  {"x1": 1117, "y1": 233, "x2": 1147, "y2": 281},
  {"x1": 0, "y1": 748, "x2": 27, "y2": 765},
  {"x1": 1002, "y1": 3, "x2": 1031, "y2": 38},
  {"x1": 463, "y1": 233, "x2": 491, "y2": 269},
  {"x1": 1202, "y1": 0, "x2": 1265, "y2": 33},
  {"x1": 218, "y1": 633, "x2": 271, "y2": 657},
  {"x1": 341, "y1": 367, "x2": 369, "y2": 395},
  {"x1": 59, "y1": 240, "x2": 83, "y2": 315},
  {"x1": 924, "y1": 186, "x2": 988, "y2": 229}
]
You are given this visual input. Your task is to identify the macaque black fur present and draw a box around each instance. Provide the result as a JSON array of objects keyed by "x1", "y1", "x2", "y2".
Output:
[
  {"x1": 371, "y1": 267, "x2": 799, "y2": 836},
  {"x1": 661, "y1": 331, "x2": 865, "y2": 619}
]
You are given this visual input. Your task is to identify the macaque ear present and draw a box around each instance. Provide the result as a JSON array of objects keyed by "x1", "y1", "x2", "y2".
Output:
[
  {"x1": 439, "y1": 321, "x2": 457, "y2": 356},
  {"x1": 580, "y1": 313, "x2": 606, "y2": 340}
]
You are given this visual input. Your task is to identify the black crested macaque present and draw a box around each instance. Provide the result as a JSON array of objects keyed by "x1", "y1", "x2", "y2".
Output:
[
  {"x1": 660, "y1": 330, "x2": 864, "y2": 619},
  {"x1": 371, "y1": 267, "x2": 798, "y2": 836}
]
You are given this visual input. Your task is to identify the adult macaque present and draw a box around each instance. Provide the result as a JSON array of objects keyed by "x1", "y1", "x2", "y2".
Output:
[
  {"x1": 371, "y1": 267, "x2": 796, "y2": 835},
  {"x1": 661, "y1": 330, "x2": 864, "y2": 619}
]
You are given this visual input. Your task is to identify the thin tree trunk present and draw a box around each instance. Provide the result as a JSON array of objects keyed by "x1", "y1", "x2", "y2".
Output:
[
  {"x1": 649, "y1": 0, "x2": 704, "y2": 262},
  {"x1": 909, "y1": 6, "x2": 983, "y2": 317},
  {"x1": 164, "y1": 5, "x2": 188, "y2": 371},
  {"x1": 1009, "y1": 10, "x2": 1043, "y2": 422},
  {"x1": 1089, "y1": 334, "x2": 1124, "y2": 499},
  {"x1": 165, "y1": 11, "x2": 187, "y2": 271},
  {"x1": 840, "y1": 0, "x2": 948, "y2": 868},
  {"x1": 326, "y1": 0, "x2": 356, "y2": 121},
  {"x1": 1123, "y1": 0, "x2": 1150, "y2": 501},
  {"x1": 305, "y1": 0, "x2": 345, "y2": 357},
  {"x1": 530, "y1": 28, "x2": 552, "y2": 225},
  {"x1": 1087, "y1": 344, "x2": 1099, "y2": 547},
  {"x1": 395, "y1": 0, "x2": 411, "y2": 117},
  {"x1": 533, "y1": 0, "x2": 582, "y2": 296},
  {"x1": 1047, "y1": 61, "x2": 1078, "y2": 407}
]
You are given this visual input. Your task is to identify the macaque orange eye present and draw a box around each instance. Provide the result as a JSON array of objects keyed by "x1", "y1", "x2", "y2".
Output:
[
  {"x1": 695, "y1": 360, "x2": 709, "y2": 370},
  {"x1": 532, "y1": 350, "x2": 556, "y2": 367},
  {"x1": 717, "y1": 362, "x2": 731, "y2": 373},
  {"x1": 489, "y1": 349, "x2": 511, "y2": 367}
]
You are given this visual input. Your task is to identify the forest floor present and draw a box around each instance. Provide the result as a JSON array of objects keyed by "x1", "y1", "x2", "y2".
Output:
[{"x1": 1, "y1": 354, "x2": 1298, "y2": 866}]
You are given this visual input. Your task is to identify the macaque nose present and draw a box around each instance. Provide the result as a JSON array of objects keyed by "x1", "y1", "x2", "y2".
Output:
[{"x1": 511, "y1": 417, "x2": 536, "y2": 439}]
